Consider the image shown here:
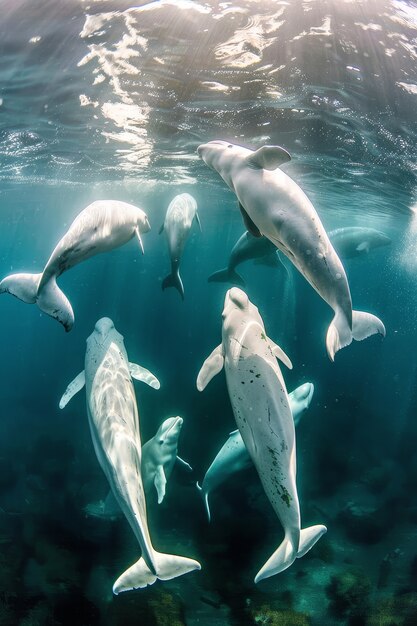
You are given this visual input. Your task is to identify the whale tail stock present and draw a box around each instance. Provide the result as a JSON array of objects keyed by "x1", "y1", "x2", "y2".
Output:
[
  {"x1": 113, "y1": 551, "x2": 201, "y2": 594},
  {"x1": 196, "y1": 481, "x2": 211, "y2": 523},
  {"x1": 254, "y1": 524, "x2": 327, "y2": 584},
  {"x1": 326, "y1": 308, "x2": 385, "y2": 361},
  {"x1": 0, "y1": 271, "x2": 74, "y2": 331},
  {"x1": 208, "y1": 267, "x2": 245, "y2": 287},
  {"x1": 162, "y1": 267, "x2": 184, "y2": 300}
]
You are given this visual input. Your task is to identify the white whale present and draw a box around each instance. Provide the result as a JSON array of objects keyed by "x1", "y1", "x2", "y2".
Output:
[
  {"x1": 85, "y1": 416, "x2": 192, "y2": 518},
  {"x1": 329, "y1": 227, "x2": 391, "y2": 259},
  {"x1": 197, "y1": 141, "x2": 385, "y2": 360},
  {"x1": 0, "y1": 200, "x2": 151, "y2": 331},
  {"x1": 208, "y1": 230, "x2": 285, "y2": 286},
  {"x1": 159, "y1": 193, "x2": 201, "y2": 299},
  {"x1": 142, "y1": 416, "x2": 192, "y2": 504},
  {"x1": 59, "y1": 317, "x2": 200, "y2": 593},
  {"x1": 197, "y1": 288, "x2": 326, "y2": 582},
  {"x1": 197, "y1": 382, "x2": 314, "y2": 522}
]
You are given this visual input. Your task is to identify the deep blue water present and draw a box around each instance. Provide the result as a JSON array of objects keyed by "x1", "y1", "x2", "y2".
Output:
[{"x1": 1, "y1": 1, "x2": 417, "y2": 625}]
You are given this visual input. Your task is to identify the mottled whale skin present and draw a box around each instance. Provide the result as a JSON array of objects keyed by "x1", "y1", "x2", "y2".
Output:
[
  {"x1": 208, "y1": 230, "x2": 283, "y2": 287},
  {"x1": 197, "y1": 382, "x2": 314, "y2": 521},
  {"x1": 197, "y1": 141, "x2": 385, "y2": 360},
  {"x1": 0, "y1": 200, "x2": 151, "y2": 331},
  {"x1": 59, "y1": 317, "x2": 200, "y2": 593},
  {"x1": 329, "y1": 226, "x2": 391, "y2": 259},
  {"x1": 160, "y1": 193, "x2": 201, "y2": 299},
  {"x1": 197, "y1": 288, "x2": 326, "y2": 582}
]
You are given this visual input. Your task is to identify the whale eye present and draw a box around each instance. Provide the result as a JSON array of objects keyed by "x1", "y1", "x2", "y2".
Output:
[{"x1": 227, "y1": 144, "x2": 233, "y2": 148}]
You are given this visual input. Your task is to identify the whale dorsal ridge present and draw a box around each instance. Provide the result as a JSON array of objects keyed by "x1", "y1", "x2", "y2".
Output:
[{"x1": 246, "y1": 145, "x2": 291, "y2": 171}]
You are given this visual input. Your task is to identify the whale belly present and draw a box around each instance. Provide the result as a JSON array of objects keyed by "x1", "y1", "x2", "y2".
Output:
[{"x1": 225, "y1": 352, "x2": 300, "y2": 529}]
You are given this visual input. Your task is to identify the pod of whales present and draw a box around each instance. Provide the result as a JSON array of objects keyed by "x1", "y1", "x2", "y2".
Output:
[
  {"x1": 59, "y1": 317, "x2": 200, "y2": 593},
  {"x1": 197, "y1": 288, "x2": 326, "y2": 582},
  {"x1": 197, "y1": 140, "x2": 385, "y2": 360},
  {"x1": 197, "y1": 382, "x2": 314, "y2": 522},
  {"x1": 160, "y1": 193, "x2": 201, "y2": 299},
  {"x1": 0, "y1": 200, "x2": 151, "y2": 331}
]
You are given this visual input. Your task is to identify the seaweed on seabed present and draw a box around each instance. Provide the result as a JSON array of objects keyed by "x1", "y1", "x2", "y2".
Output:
[
  {"x1": 248, "y1": 603, "x2": 311, "y2": 626},
  {"x1": 148, "y1": 591, "x2": 186, "y2": 626},
  {"x1": 366, "y1": 592, "x2": 417, "y2": 626},
  {"x1": 326, "y1": 567, "x2": 371, "y2": 625}
]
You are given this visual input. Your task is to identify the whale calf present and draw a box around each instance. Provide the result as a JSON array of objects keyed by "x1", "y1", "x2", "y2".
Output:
[
  {"x1": 0, "y1": 200, "x2": 151, "y2": 331},
  {"x1": 197, "y1": 288, "x2": 326, "y2": 582},
  {"x1": 329, "y1": 227, "x2": 391, "y2": 259},
  {"x1": 160, "y1": 193, "x2": 201, "y2": 299},
  {"x1": 208, "y1": 230, "x2": 284, "y2": 286},
  {"x1": 197, "y1": 140, "x2": 385, "y2": 360},
  {"x1": 197, "y1": 382, "x2": 314, "y2": 521},
  {"x1": 60, "y1": 317, "x2": 200, "y2": 593}
]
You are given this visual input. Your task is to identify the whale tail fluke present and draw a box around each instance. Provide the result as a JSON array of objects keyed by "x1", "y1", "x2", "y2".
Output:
[
  {"x1": 296, "y1": 524, "x2": 327, "y2": 559},
  {"x1": 208, "y1": 268, "x2": 245, "y2": 287},
  {"x1": 255, "y1": 524, "x2": 327, "y2": 583},
  {"x1": 326, "y1": 310, "x2": 353, "y2": 361},
  {"x1": 254, "y1": 534, "x2": 297, "y2": 583},
  {"x1": 162, "y1": 270, "x2": 184, "y2": 300},
  {"x1": 326, "y1": 309, "x2": 385, "y2": 361},
  {"x1": 196, "y1": 482, "x2": 211, "y2": 523},
  {"x1": 36, "y1": 275, "x2": 74, "y2": 332},
  {"x1": 0, "y1": 271, "x2": 74, "y2": 331},
  {"x1": 0, "y1": 272, "x2": 41, "y2": 304},
  {"x1": 113, "y1": 551, "x2": 201, "y2": 594},
  {"x1": 352, "y1": 310, "x2": 386, "y2": 342}
]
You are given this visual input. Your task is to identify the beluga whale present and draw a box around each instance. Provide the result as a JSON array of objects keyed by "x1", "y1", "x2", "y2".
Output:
[
  {"x1": 196, "y1": 288, "x2": 326, "y2": 582},
  {"x1": 59, "y1": 317, "x2": 200, "y2": 593},
  {"x1": 329, "y1": 226, "x2": 391, "y2": 259},
  {"x1": 159, "y1": 193, "x2": 201, "y2": 299},
  {"x1": 0, "y1": 200, "x2": 151, "y2": 331},
  {"x1": 208, "y1": 230, "x2": 285, "y2": 287},
  {"x1": 197, "y1": 140, "x2": 385, "y2": 360},
  {"x1": 197, "y1": 382, "x2": 315, "y2": 522}
]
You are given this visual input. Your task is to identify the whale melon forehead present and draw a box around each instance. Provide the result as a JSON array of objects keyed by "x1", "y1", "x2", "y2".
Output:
[
  {"x1": 227, "y1": 287, "x2": 249, "y2": 309},
  {"x1": 159, "y1": 416, "x2": 183, "y2": 437},
  {"x1": 94, "y1": 317, "x2": 115, "y2": 334}
]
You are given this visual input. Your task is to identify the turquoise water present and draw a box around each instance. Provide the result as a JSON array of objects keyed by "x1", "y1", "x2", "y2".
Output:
[{"x1": 1, "y1": 1, "x2": 417, "y2": 624}]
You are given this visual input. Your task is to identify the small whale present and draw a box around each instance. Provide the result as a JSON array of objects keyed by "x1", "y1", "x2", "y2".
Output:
[
  {"x1": 197, "y1": 288, "x2": 326, "y2": 582},
  {"x1": 329, "y1": 226, "x2": 391, "y2": 259},
  {"x1": 0, "y1": 200, "x2": 151, "y2": 331},
  {"x1": 197, "y1": 383, "x2": 314, "y2": 521},
  {"x1": 197, "y1": 140, "x2": 385, "y2": 360},
  {"x1": 208, "y1": 230, "x2": 285, "y2": 286},
  {"x1": 60, "y1": 317, "x2": 200, "y2": 593},
  {"x1": 160, "y1": 193, "x2": 201, "y2": 299}
]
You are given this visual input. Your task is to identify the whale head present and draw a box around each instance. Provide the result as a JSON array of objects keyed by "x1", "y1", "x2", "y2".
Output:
[
  {"x1": 293, "y1": 382, "x2": 315, "y2": 410},
  {"x1": 155, "y1": 416, "x2": 183, "y2": 456},
  {"x1": 222, "y1": 287, "x2": 261, "y2": 337},
  {"x1": 88, "y1": 317, "x2": 124, "y2": 351},
  {"x1": 135, "y1": 208, "x2": 151, "y2": 234},
  {"x1": 197, "y1": 140, "x2": 245, "y2": 188}
]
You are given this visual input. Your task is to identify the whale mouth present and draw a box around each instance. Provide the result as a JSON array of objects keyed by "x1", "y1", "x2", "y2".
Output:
[{"x1": 164, "y1": 416, "x2": 183, "y2": 437}]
